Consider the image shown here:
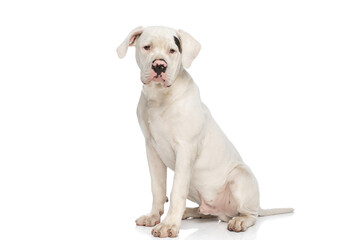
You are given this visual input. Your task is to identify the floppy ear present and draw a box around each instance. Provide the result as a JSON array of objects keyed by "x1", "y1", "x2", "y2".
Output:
[
  {"x1": 177, "y1": 29, "x2": 201, "y2": 68},
  {"x1": 117, "y1": 26, "x2": 144, "y2": 59}
]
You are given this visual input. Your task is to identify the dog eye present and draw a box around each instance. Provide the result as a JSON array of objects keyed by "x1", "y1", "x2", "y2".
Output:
[
  {"x1": 143, "y1": 45, "x2": 151, "y2": 51},
  {"x1": 169, "y1": 48, "x2": 176, "y2": 54}
]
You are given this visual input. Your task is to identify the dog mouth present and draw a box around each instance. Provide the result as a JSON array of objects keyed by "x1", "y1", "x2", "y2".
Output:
[
  {"x1": 150, "y1": 77, "x2": 172, "y2": 88},
  {"x1": 152, "y1": 75, "x2": 167, "y2": 83},
  {"x1": 142, "y1": 71, "x2": 171, "y2": 87}
]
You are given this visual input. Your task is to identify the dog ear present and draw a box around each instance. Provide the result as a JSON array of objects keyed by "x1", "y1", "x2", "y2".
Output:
[
  {"x1": 117, "y1": 26, "x2": 144, "y2": 59},
  {"x1": 177, "y1": 29, "x2": 201, "y2": 68}
]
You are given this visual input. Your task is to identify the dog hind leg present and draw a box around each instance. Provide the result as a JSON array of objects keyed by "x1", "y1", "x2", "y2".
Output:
[{"x1": 227, "y1": 166, "x2": 260, "y2": 232}]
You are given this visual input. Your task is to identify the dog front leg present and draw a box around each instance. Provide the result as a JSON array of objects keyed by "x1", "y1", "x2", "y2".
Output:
[
  {"x1": 151, "y1": 144, "x2": 195, "y2": 238},
  {"x1": 135, "y1": 141, "x2": 167, "y2": 227}
]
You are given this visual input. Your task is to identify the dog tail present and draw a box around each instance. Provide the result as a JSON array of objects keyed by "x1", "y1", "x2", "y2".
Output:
[{"x1": 258, "y1": 207, "x2": 294, "y2": 217}]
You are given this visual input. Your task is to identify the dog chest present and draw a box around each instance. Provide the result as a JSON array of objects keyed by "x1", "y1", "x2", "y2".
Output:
[{"x1": 147, "y1": 108, "x2": 177, "y2": 170}]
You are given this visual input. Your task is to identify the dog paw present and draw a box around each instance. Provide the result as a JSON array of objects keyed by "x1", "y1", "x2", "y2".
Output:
[
  {"x1": 227, "y1": 217, "x2": 247, "y2": 232},
  {"x1": 227, "y1": 216, "x2": 256, "y2": 232},
  {"x1": 151, "y1": 222, "x2": 179, "y2": 238},
  {"x1": 135, "y1": 214, "x2": 160, "y2": 227}
]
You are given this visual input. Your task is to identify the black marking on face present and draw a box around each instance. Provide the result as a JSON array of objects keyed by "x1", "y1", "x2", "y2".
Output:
[{"x1": 174, "y1": 36, "x2": 182, "y2": 53}]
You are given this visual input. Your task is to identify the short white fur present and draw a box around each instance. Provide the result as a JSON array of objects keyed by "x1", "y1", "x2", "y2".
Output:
[{"x1": 117, "y1": 26, "x2": 293, "y2": 238}]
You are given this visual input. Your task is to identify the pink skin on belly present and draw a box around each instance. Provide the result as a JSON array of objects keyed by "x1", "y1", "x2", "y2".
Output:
[{"x1": 198, "y1": 185, "x2": 238, "y2": 217}]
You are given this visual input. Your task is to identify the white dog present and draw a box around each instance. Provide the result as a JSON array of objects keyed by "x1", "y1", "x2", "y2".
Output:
[{"x1": 117, "y1": 26, "x2": 293, "y2": 238}]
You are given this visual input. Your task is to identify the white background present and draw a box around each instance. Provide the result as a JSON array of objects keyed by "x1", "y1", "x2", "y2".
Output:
[{"x1": 1, "y1": 0, "x2": 360, "y2": 239}]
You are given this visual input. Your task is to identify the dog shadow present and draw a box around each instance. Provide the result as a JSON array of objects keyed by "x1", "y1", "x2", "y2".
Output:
[
  {"x1": 135, "y1": 213, "x2": 294, "y2": 240},
  {"x1": 180, "y1": 218, "x2": 259, "y2": 240}
]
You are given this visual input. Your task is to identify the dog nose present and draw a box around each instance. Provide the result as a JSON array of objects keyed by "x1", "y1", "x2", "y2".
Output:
[{"x1": 152, "y1": 59, "x2": 167, "y2": 75}]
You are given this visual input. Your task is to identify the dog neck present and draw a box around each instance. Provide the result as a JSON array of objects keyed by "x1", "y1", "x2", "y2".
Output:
[{"x1": 141, "y1": 68, "x2": 193, "y2": 107}]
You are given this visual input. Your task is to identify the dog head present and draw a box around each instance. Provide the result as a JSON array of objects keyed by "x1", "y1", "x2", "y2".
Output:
[{"x1": 117, "y1": 26, "x2": 201, "y2": 87}]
